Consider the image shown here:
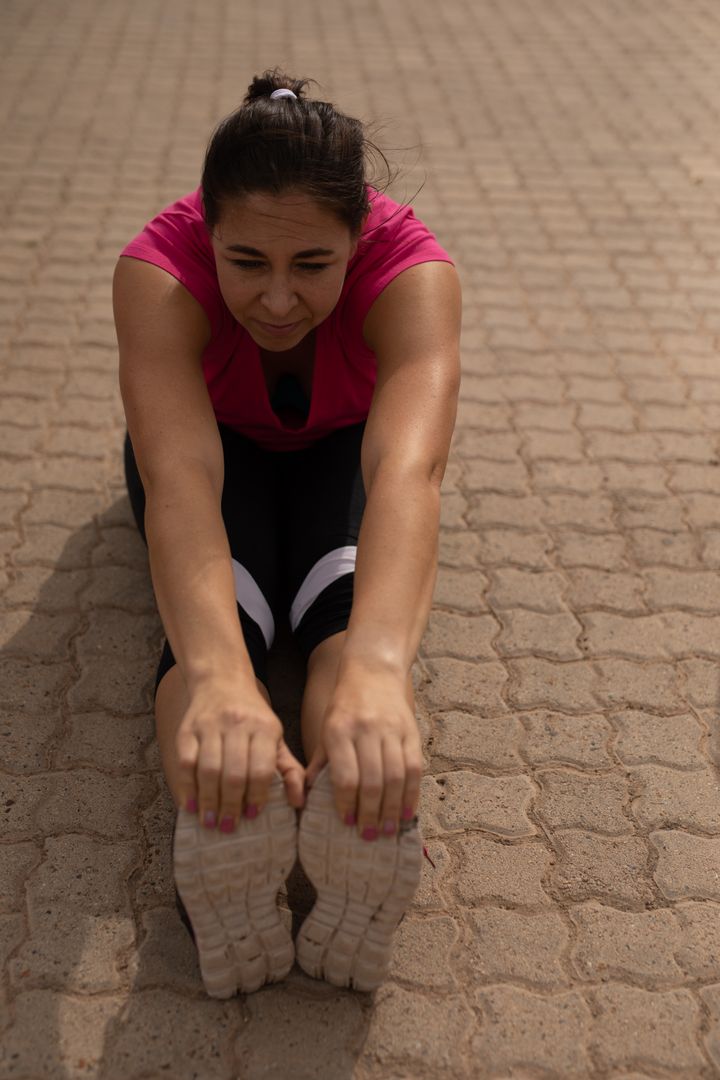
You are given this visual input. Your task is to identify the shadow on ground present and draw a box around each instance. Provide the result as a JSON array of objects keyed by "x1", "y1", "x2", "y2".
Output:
[{"x1": 3, "y1": 495, "x2": 373, "y2": 1080}]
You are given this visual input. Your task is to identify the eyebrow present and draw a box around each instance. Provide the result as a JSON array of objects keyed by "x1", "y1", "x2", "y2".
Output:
[{"x1": 225, "y1": 244, "x2": 336, "y2": 258}]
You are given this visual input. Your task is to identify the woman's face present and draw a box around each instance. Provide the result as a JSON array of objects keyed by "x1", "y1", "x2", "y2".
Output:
[{"x1": 210, "y1": 191, "x2": 359, "y2": 352}]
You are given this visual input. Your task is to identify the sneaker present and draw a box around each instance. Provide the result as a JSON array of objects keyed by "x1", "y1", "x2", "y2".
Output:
[
  {"x1": 296, "y1": 765, "x2": 423, "y2": 992},
  {"x1": 172, "y1": 772, "x2": 297, "y2": 998}
]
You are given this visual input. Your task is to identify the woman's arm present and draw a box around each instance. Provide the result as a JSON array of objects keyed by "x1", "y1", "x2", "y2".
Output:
[
  {"x1": 114, "y1": 257, "x2": 303, "y2": 823},
  {"x1": 306, "y1": 261, "x2": 462, "y2": 833}
]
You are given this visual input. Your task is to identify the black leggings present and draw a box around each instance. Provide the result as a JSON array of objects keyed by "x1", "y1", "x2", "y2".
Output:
[{"x1": 124, "y1": 421, "x2": 367, "y2": 691}]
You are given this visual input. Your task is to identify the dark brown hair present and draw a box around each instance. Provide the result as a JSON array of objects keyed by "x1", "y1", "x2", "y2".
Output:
[{"x1": 201, "y1": 68, "x2": 392, "y2": 236}]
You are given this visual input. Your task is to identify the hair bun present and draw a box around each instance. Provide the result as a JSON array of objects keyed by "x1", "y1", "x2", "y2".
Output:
[{"x1": 244, "y1": 68, "x2": 311, "y2": 104}]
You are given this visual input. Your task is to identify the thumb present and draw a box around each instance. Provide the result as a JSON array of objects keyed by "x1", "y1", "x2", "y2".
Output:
[
  {"x1": 277, "y1": 740, "x2": 306, "y2": 809},
  {"x1": 305, "y1": 745, "x2": 328, "y2": 790}
]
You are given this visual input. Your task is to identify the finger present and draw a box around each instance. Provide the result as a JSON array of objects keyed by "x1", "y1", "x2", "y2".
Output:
[
  {"x1": 355, "y1": 733, "x2": 384, "y2": 840},
  {"x1": 244, "y1": 732, "x2": 277, "y2": 817},
  {"x1": 304, "y1": 745, "x2": 328, "y2": 790},
  {"x1": 217, "y1": 727, "x2": 250, "y2": 833},
  {"x1": 378, "y1": 737, "x2": 405, "y2": 837},
  {"x1": 175, "y1": 728, "x2": 200, "y2": 813},
  {"x1": 401, "y1": 735, "x2": 424, "y2": 822},
  {"x1": 326, "y1": 736, "x2": 359, "y2": 825},
  {"x1": 196, "y1": 731, "x2": 223, "y2": 828},
  {"x1": 277, "y1": 740, "x2": 306, "y2": 808}
]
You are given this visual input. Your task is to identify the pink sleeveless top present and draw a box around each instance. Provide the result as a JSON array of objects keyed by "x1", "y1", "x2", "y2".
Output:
[{"x1": 120, "y1": 187, "x2": 454, "y2": 451}]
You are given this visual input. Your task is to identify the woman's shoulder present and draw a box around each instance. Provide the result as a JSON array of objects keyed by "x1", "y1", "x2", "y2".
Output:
[
  {"x1": 338, "y1": 188, "x2": 454, "y2": 343},
  {"x1": 119, "y1": 188, "x2": 226, "y2": 337}
]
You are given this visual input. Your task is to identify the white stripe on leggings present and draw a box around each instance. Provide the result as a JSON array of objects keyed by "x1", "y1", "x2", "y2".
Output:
[
  {"x1": 231, "y1": 558, "x2": 275, "y2": 649},
  {"x1": 289, "y1": 545, "x2": 357, "y2": 632}
]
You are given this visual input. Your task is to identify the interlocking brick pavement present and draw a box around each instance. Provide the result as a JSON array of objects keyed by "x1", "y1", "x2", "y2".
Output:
[{"x1": 2, "y1": 0, "x2": 720, "y2": 1076}]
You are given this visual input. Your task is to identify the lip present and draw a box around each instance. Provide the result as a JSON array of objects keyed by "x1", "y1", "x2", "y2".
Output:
[{"x1": 255, "y1": 319, "x2": 304, "y2": 336}]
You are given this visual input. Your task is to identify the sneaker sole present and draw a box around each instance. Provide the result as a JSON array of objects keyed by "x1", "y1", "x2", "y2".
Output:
[
  {"x1": 296, "y1": 765, "x2": 423, "y2": 992},
  {"x1": 173, "y1": 773, "x2": 296, "y2": 998}
]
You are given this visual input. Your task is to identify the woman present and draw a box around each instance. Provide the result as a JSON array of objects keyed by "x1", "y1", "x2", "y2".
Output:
[{"x1": 113, "y1": 69, "x2": 461, "y2": 998}]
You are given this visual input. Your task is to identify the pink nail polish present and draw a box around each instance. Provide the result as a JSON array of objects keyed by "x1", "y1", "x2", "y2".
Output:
[
  {"x1": 219, "y1": 816, "x2": 234, "y2": 833},
  {"x1": 203, "y1": 810, "x2": 217, "y2": 829},
  {"x1": 186, "y1": 798, "x2": 198, "y2": 814},
  {"x1": 244, "y1": 804, "x2": 258, "y2": 820},
  {"x1": 383, "y1": 820, "x2": 396, "y2": 836},
  {"x1": 402, "y1": 806, "x2": 414, "y2": 821},
  {"x1": 361, "y1": 826, "x2": 378, "y2": 842},
  {"x1": 344, "y1": 811, "x2": 357, "y2": 826}
]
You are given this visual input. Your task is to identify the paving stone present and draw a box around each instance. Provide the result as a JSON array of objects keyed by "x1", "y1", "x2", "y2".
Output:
[
  {"x1": 700, "y1": 984, "x2": 720, "y2": 1071},
  {"x1": 589, "y1": 985, "x2": 705, "y2": 1072},
  {"x1": 67, "y1": 655, "x2": 154, "y2": 714},
  {"x1": 462, "y1": 907, "x2": 570, "y2": 988},
  {"x1": 431, "y1": 711, "x2": 523, "y2": 770},
  {"x1": 594, "y1": 659, "x2": 684, "y2": 711},
  {"x1": 438, "y1": 529, "x2": 481, "y2": 568},
  {"x1": 682, "y1": 493, "x2": 720, "y2": 528},
  {"x1": 465, "y1": 459, "x2": 529, "y2": 494},
  {"x1": 472, "y1": 986, "x2": 592, "y2": 1074},
  {"x1": 360, "y1": 986, "x2": 473, "y2": 1073},
  {"x1": 497, "y1": 609, "x2": 583, "y2": 660},
  {"x1": 387, "y1": 915, "x2": 459, "y2": 989},
  {"x1": 475, "y1": 528, "x2": 553, "y2": 568},
  {"x1": 569, "y1": 902, "x2": 683, "y2": 985},
  {"x1": 507, "y1": 657, "x2": 598, "y2": 712},
  {"x1": 486, "y1": 568, "x2": 567, "y2": 612},
  {"x1": 422, "y1": 610, "x2": 497, "y2": 659},
  {"x1": 616, "y1": 493, "x2": 688, "y2": 531},
  {"x1": 410, "y1": 838, "x2": 451, "y2": 912},
  {"x1": 630, "y1": 764, "x2": 720, "y2": 831},
  {"x1": 9, "y1": 835, "x2": 137, "y2": 991},
  {"x1": 552, "y1": 831, "x2": 654, "y2": 905},
  {"x1": 12, "y1": 524, "x2": 97, "y2": 569},
  {"x1": 536, "y1": 769, "x2": 631, "y2": 834},
  {"x1": 674, "y1": 903, "x2": 720, "y2": 981},
  {"x1": 680, "y1": 658, "x2": 720, "y2": 708},
  {"x1": 132, "y1": 787, "x2": 176, "y2": 909},
  {"x1": 521, "y1": 710, "x2": 613, "y2": 767},
  {"x1": 2, "y1": 770, "x2": 147, "y2": 841},
  {"x1": 79, "y1": 565, "x2": 156, "y2": 612},
  {"x1": 701, "y1": 530, "x2": 720, "y2": 568},
  {"x1": 452, "y1": 835, "x2": 552, "y2": 907},
  {"x1": 3, "y1": 565, "x2": 92, "y2": 609},
  {"x1": 0, "y1": 842, "x2": 40, "y2": 913},
  {"x1": 627, "y1": 528, "x2": 699, "y2": 568},
  {"x1": 1, "y1": 659, "x2": 72, "y2": 773},
  {"x1": 651, "y1": 831, "x2": 720, "y2": 900},
  {"x1": 54, "y1": 711, "x2": 154, "y2": 772},
  {"x1": 424, "y1": 658, "x2": 508, "y2": 714},
  {"x1": 565, "y1": 568, "x2": 647, "y2": 613},
  {"x1": 127, "y1": 907, "x2": 200, "y2": 992},
  {"x1": 434, "y1": 770, "x2": 536, "y2": 837},
  {"x1": 612, "y1": 710, "x2": 707, "y2": 768},
  {"x1": 432, "y1": 566, "x2": 488, "y2": 612},
  {"x1": 555, "y1": 531, "x2": 628, "y2": 570},
  {"x1": 581, "y1": 611, "x2": 720, "y2": 660},
  {"x1": 469, "y1": 493, "x2": 546, "y2": 530},
  {"x1": 643, "y1": 567, "x2": 720, "y2": 611},
  {"x1": 1, "y1": 610, "x2": 78, "y2": 660},
  {"x1": 541, "y1": 493, "x2": 617, "y2": 531}
]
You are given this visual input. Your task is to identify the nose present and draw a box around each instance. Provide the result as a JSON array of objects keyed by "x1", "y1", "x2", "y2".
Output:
[{"x1": 260, "y1": 275, "x2": 298, "y2": 320}]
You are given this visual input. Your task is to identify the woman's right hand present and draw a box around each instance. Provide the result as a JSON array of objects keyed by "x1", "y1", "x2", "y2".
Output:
[{"x1": 174, "y1": 678, "x2": 305, "y2": 831}]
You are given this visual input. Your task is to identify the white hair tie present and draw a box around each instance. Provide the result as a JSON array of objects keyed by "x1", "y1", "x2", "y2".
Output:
[{"x1": 270, "y1": 88, "x2": 297, "y2": 101}]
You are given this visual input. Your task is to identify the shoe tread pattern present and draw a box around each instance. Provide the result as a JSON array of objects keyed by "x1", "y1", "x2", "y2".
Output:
[
  {"x1": 173, "y1": 773, "x2": 296, "y2": 998},
  {"x1": 296, "y1": 766, "x2": 422, "y2": 992}
]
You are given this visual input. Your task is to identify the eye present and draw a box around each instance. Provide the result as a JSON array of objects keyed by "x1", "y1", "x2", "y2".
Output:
[
  {"x1": 297, "y1": 263, "x2": 329, "y2": 272},
  {"x1": 230, "y1": 259, "x2": 264, "y2": 270}
]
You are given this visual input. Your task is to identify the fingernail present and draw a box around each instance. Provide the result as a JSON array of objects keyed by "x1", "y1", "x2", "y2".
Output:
[
  {"x1": 344, "y1": 811, "x2": 357, "y2": 827},
  {"x1": 402, "y1": 806, "x2": 414, "y2": 821},
  {"x1": 244, "y1": 804, "x2": 258, "y2": 820},
  {"x1": 383, "y1": 820, "x2": 396, "y2": 836},
  {"x1": 219, "y1": 816, "x2": 234, "y2": 834},
  {"x1": 361, "y1": 826, "x2": 378, "y2": 842},
  {"x1": 186, "y1": 797, "x2": 198, "y2": 814},
  {"x1": 203, "y1": 810, "x2": 217, "y2": 829}
]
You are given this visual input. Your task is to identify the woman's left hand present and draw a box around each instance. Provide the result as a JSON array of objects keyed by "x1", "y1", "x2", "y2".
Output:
[{"x1": 305, "y1": 667, "x2": 423, "y2": 839}]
